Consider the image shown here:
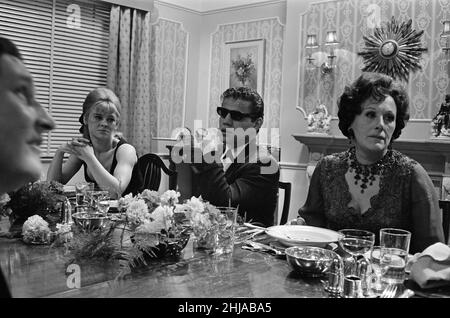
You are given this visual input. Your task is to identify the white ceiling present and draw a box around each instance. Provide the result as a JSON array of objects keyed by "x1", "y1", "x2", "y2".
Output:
[{"x1": 160, "y1": 0, "x2": 272, "y2": 12}]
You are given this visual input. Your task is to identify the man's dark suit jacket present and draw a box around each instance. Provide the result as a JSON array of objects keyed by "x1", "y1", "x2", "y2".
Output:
[{"x1": 192, "y1": 144, "x2": 279, "y2": 227}]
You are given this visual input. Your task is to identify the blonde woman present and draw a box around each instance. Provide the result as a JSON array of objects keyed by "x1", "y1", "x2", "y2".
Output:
[{"x1": 47, "y1": 88, "x2": 143, "y2": 198}]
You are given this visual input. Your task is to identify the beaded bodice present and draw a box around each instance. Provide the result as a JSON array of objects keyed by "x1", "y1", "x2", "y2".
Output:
[{"x1": 316, "y1": 149, "x2": 417, "y2": 236}]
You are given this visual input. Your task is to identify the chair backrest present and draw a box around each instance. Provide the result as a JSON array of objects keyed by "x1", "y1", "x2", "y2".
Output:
[
  {"x1": 137, "y1": 153, "x2": 178, "y2": 191},
  {"x1": 278, "y1": 181, "x2": 292, "y2": 225},
  {"x1": 439, "y1": 200, "x2": 450, "y2": 244}
]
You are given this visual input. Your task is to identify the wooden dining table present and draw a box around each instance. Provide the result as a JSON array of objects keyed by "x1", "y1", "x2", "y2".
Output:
[
  {"x1": 0, "y1": 231, "x2": 328, "y2": 298},
  {"x1": 1, "y1": 216, "x2": 448, "y2": 299}
]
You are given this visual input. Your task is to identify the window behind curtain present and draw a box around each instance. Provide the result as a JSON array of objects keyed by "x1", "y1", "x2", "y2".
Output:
[{"x1": 0, "y1": 0, "x2": 110, "y2": 157}]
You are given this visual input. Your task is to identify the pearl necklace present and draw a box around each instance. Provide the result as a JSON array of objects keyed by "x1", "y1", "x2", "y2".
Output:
[{"x1": 348, "y1": 148, "x2": 391, "y2": 194}]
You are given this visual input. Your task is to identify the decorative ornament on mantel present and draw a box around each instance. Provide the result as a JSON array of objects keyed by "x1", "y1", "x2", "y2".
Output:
[
  {"x1": 358, "y1": 17, "x2": 427, "y2": 82},
  {"x1": 306, "y1": 104, "x2": 331, "y2": 135},
  {"x1": 431, "y1": 94, "x2": 450, "y2": 139}
]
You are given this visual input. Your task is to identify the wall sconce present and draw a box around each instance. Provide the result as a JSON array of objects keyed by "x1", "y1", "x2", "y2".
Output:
[
  {"x1": 305, "y1": 31, "x2": 339, "y2": 74},
  {"x1": 440, "y1": 20, "x2": 450, "y2": 55},
  {"x1": 305, "y1": 34, "x2": 319, "y2": 71},
  {"x1": 323, "y1": 31, "x2": 339, "y2": 73}
]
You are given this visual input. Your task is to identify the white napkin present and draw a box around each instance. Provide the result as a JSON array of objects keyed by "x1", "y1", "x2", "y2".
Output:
[{"x1": 409, "y1": 242, "x2": 450, "y2": 289}]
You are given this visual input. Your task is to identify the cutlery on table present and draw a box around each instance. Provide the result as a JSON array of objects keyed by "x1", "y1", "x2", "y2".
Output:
[
  {"x1": 380, "y1": 284, "x2": 398, "y2": 298},
  {"x1": 242, "y1": 223, "x2": 267, "y2": 231},
  {"x1": 242, "y1": 240, "x2": 285, "y2": 258}
]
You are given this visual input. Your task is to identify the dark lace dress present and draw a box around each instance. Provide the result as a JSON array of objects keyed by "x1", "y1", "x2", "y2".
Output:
[{"x1": 299, "y1": 149, "x2": 444, "y2": 253}]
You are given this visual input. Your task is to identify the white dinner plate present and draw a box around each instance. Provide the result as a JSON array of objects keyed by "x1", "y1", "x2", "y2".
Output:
[{"x1": 266, "y1": 225, "x2": 343, "y2": 247}]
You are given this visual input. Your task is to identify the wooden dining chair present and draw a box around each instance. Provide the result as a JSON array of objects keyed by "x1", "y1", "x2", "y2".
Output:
[
  {"x1": 439, "y1": 200, "x2": 450, "y2": 244},
  {"x1": 137, "y1": 153, "x2": 178, "y2": 191},
  {"x1": 278, "y1": 181, "x2": 292, "y2": 225}
]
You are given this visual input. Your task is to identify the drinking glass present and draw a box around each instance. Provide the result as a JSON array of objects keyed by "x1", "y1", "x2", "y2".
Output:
[
  {"x1": 379, "y1": 228, "x2": 411, "y2": 284},
  {"x1": 214, "y1": 207, "x2": 238, "y2": 255},
  {"x1": 338, "y1": 229, "x2": 375, "y2": 275},
  {"x1": 75, "y1": 182, "x2": 94, "y2": 206},
  {"x1": 98, "y1": 200, "x2": 110, "y2": 214},
  {"x1": 368, "y1": 246, "x2": 384, "y2": 295},
  {"x1": 87, "y1": 190, "x2": 109, "y2": 212}
]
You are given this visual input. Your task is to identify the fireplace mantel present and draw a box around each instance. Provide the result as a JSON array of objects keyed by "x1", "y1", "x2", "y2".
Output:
[{"x1": 293, "y1": 133, "x2": 450, "y2": 175}]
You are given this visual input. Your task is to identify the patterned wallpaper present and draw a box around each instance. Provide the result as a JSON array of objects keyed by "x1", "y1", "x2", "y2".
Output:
[
  {"x1": 208, "y1": 17, "x2": 285, "y2": 145},
  {"x1": 298, "y1": 0, "x2": 450, "y2": 120},
  {"x1": 152, "y1": 18, "x2": 188, "y2": 138}
]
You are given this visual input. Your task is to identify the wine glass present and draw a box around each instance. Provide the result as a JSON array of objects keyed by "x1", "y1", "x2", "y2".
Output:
[
  {"x1": 75, "y1": 182, "x2": 89, "y2": 206},
  {"x1": 95, "y1": 191, "x2": 110, "y2": 213},
  {"x1": 338, "y1": 229, "x2": 375, "y2": 276},
  {"x1": 98, "y1": 200, "x2": 110, "y2": 214}
]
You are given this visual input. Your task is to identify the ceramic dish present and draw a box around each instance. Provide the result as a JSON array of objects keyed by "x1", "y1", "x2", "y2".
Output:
[{"x1": 266, "y1": 225, "x2": 343, "y2": 247}]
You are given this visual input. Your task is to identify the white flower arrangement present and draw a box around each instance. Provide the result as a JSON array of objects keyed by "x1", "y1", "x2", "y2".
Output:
[
  {"x1": 138, "y1": 189, "x2": 160, "y2": 208},
  {"x1": 175, "y1": 196, "x2": 222, "y2": 249},
  {"x1": 0, "y1": 193, "x2": 10, "y2": 216},
  {"x1": 118, "y1": 190, "x2": 186, "y2": 246},
  {"x1": 125, "y1": 199, "x2": 151, "y2": 228},
  {"x1": 0, "y1": 193, "x2": 10, "y2": 206},
  {"x1": 185, "y1": 196, "x2": 205, "y2": 214},
  {"x1": 22, "y1": 215, "x2": 51, "y2": 243},
  {"x1": 160, "y1": 190, "x2": 180, "y2": 206}
]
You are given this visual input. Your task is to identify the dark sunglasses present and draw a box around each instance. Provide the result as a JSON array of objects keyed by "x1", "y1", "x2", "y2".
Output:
[{"x1": 216, "y1": 107, "x2": 257, "y2": 121}]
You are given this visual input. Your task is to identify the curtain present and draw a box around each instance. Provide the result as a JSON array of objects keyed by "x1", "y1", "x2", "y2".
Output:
[{"x1": 107, "y1": 5, "x2": 155, "y2": 156}]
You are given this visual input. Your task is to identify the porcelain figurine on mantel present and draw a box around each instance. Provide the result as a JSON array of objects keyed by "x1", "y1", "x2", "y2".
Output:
[
  {"x1": 431, "y1": 95, "x2": 450, "y2": 139},
  {"x1": 306, "y1": 104, "x2": 332, "y2": 135}
]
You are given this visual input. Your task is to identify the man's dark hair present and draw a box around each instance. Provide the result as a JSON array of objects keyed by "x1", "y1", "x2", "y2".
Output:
[
  {"x1": 220, "y1": 86, "x2": 264, "y2": 119},
  {"x1": 0, "y1": 37, "x2": 22, "y2": 74}
]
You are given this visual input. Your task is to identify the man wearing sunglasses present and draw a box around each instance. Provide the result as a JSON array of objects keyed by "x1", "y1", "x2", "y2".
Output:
[{"x1": 191, "y1": 87, "x2": 279, "y2": 227}]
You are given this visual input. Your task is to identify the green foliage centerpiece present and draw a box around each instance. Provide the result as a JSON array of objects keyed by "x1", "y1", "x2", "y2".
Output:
[
  {"x1": 65, "y1": 189, "x2": 192, "y2": 272},
  {"x1": 4, "y1": 181, "x2": 65, "y2": 235}
]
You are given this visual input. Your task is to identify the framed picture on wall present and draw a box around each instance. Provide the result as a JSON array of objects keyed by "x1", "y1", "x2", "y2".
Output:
[{"x1": 223, "y1": 39, "x2": 265, "y2": 96}]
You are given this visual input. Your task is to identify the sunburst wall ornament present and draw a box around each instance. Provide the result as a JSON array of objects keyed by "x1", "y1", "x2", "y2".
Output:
[{"x1": 358, "y1": 17, "x2": 427, "y2": 82}]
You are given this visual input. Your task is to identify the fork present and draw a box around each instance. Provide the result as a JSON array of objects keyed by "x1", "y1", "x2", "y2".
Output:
[
  {"x1": 380, "y1": 284, "x2": 398, "y2": 298},
  {"x1": 242, "y1": 240, "x2": 285, "y2": 257}
]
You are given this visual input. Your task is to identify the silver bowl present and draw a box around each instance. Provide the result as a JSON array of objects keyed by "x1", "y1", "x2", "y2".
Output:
[
  {"x1": 285, "y1": 246, "x2": 338, "y2": 277},
  {"x1": 72, "y1": 212, "x2": 111, "y2": 231}
]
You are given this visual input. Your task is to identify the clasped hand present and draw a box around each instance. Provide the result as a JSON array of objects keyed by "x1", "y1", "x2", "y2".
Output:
[{"x1": 59, "y1": 137, "x2": 94, "y2": 161}]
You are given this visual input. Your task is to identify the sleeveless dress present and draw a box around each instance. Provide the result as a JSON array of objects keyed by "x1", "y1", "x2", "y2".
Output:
[{"x1": 83, "y1": 139, "x2": 143, "y2": 196}]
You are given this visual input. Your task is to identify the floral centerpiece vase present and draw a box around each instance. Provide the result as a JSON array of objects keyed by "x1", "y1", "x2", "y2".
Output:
[
  {"x1": 177, "y1": 197, "x2": 237, "y2": 254},
  {"x1": 119, "y1": 190, "x2": 191, "y2": 260}
]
